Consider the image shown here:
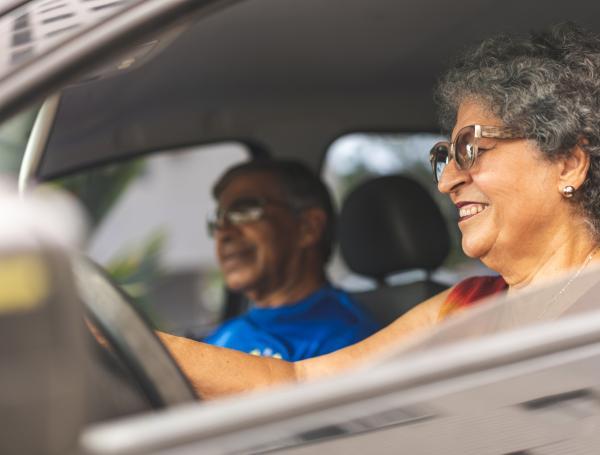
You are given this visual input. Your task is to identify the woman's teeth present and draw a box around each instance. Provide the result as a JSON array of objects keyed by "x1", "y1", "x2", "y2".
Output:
[{"x1": 459, "y1": 204, "x2": 486, "y2": 218}]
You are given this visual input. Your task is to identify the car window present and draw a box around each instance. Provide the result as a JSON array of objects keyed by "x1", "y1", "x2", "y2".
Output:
[
  {"x1": 48, "y1": 142, "x2": 249, "y2": 335},
  {"x1": 323, "y1": 132, "x2": 491, "y2": 291},
  {"x1": 0, "y1": 104, "x2": 39, "y2": 175}
]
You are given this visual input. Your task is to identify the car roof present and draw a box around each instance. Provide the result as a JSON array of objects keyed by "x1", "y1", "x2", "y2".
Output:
[{"x1": 12, "y1": 0, "x2": 600, "y2": 179}]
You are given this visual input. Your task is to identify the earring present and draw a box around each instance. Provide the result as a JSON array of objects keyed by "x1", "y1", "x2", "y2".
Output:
[{"x1": 562, "y1": 185, "x2": 576, "y2": 198}]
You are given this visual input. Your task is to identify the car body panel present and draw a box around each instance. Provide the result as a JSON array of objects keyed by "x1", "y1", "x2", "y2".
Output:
[{"x1": 81, "y1": 266, "x2": 600, "y2": 454}]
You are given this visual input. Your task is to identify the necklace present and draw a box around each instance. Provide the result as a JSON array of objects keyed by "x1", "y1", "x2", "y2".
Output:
[{"x1": 537, "y1": 246, "x2": 600, "y2": 320}]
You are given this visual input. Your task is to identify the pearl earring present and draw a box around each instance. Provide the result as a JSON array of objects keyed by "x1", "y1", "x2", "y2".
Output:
[{"x1": 562, "y1": 185, "x2": 575, "y2": 198}]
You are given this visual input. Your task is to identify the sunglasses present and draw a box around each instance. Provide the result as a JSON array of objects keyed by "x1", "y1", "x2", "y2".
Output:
[
  {"x1": 207, "y1": 196, "x2": 291, "y2": 237},
  {"x1": 429, "y1": 124, "x2": 523, "y2": 183}
]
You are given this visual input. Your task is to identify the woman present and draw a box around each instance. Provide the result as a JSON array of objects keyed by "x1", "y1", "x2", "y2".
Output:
[{"x1": 160, "y1": 23, "x2": 600, "y2": 399}]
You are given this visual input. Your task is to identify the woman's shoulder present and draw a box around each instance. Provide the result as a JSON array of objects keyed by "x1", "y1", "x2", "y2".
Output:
[
  {"x1": 438, "y1": 275, "x2": 508, "y2": 321},
  {"x1": 452, "y1": 275, "x2": 507, "y2": 292}
]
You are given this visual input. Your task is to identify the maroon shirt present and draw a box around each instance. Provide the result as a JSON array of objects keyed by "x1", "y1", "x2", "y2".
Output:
[{"x1": 439, "y1": 276, "x2": 508, "y2": 320}]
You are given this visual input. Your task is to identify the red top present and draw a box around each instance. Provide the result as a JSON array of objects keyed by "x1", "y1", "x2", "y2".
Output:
[{"x1": 438, "y1": 275, "x2": 508, "y2": 320}]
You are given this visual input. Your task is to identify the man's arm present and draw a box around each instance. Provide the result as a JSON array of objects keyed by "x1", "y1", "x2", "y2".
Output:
[
  {"x1": 159, "y1": 288, "x2": 450, "y2": 399},
  {"x1": 158, "y1": 332, "x2": 299, "y2": 399}
]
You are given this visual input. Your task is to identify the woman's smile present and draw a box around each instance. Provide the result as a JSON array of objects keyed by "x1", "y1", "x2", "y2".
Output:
[{"x1": 456, "y1": 201, "x2": 489, "y2": 222}]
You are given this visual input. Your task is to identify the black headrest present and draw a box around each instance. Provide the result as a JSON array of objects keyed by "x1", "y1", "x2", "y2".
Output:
[{"x1": 338, "y1": 175, "x2": 450, "y2": 280}]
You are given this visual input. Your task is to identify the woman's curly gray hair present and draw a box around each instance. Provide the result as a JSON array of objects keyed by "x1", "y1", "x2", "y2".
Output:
[{"x1": 436, "y1": 22, "x2": 600, "y2": 239}]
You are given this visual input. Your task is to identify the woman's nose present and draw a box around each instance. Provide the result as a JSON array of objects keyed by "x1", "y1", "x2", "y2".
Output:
[{"x1": 437, "y1": 159, "x2": 471, "y2": 194}]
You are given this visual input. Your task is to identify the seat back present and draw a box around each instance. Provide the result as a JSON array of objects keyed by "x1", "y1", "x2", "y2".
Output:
[
  {"x1": 0, "y1": 186, "x2": 87, "y2": 455},
  {"x1": 338, "y1": 175, "x2": 450, "y2": 325}
]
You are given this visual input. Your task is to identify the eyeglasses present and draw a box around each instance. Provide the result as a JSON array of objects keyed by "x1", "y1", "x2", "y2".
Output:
[
  {"x1": 429, "y1": 124, "x2": 523, "y2": 183},
  {"x1": 206, "y1": 196, "x2": 291, "y2": 237}
]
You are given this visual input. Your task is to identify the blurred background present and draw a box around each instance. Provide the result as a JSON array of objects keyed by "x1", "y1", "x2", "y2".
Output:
[{"x1": 1, "y1": 110, "x2": 486, "y2": 335}]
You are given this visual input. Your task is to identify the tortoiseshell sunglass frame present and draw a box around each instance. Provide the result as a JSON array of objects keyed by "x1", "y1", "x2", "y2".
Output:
[{"x1": 429, "y1": 124, "x2": 523, "y2": 183}]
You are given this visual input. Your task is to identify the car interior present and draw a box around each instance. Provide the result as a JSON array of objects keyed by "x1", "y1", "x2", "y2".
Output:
[
  {"x1": 4, "y1": 0, "x2": 600, "y2": 453},
  {"x1": 339, "y1": 174, "x2": 450, "y2": 325}
]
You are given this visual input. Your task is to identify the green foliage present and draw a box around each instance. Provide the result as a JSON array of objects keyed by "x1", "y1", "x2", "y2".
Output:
[
  {"x1": 55, "y1": 160, "x2": 146, "y2": 228},
  {"x1": 106, "y1": 230, "x2": 166, "y2": 328},
  {"x1": 0, "y1": 105, "x2": 40, "y2": 175},
  {"x1": 53, "y1": 158, "x2": 168, "y2": 325}
]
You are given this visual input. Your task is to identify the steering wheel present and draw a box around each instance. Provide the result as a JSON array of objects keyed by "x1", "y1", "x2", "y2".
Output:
[{"x1": 72, "y1": 255, "x2": 198, "y2": 408}]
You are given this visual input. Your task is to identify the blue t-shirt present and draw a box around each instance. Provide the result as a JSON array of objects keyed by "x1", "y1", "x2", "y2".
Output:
[{"x1": 203, "y1": 285, "x2": 380, "y2": 361}]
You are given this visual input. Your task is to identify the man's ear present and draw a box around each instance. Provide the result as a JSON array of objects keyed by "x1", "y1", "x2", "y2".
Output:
[
  {"x1": 557, "y1": 141, "x2": 591, "y2": 192},
  {"x1": 298, "y1": 208, "x2": 327, "y2": 249}
]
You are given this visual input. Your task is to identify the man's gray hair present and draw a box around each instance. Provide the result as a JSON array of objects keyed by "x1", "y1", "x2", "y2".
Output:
[{"x1": 213, "y1": 159, "x2": 336, "y2": 263}]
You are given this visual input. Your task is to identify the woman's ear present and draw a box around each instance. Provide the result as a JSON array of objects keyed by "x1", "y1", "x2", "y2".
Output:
[
  {"x1": 557, "y1": 141, "x2": 591, "y2": 192},
  {"x1": 298, "y1": 208, "x2": 327, "y2": 249}
]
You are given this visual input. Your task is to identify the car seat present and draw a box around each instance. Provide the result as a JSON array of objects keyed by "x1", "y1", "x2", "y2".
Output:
[
  {"x1": 338, "y1": 175, "x2": 451, "y2": 326},
  {"x1": 0, "y1": 189, "x2": 87, "y2": 455}
]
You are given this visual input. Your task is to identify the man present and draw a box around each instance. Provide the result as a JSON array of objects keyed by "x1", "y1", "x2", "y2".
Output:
[{"x1": 202, "y1": 159, "x2": 380, "y2": 361}]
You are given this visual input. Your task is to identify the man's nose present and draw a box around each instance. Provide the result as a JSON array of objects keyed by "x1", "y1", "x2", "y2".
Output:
[
  {"x1": 214, "y1": 219, "x2": 240, "y2": 242},
  {"x1": 437, "y1": 159, "x2": 471, "y2": 194}
]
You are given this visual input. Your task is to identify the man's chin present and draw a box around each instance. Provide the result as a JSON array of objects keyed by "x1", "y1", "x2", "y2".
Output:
[{"x1": 223, "y1": 272, "x2": 257, "y2": 293}]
